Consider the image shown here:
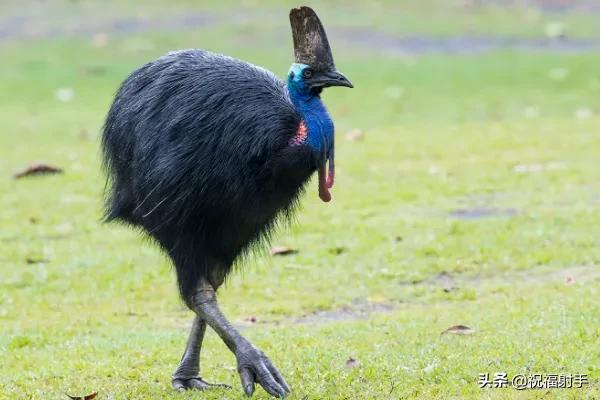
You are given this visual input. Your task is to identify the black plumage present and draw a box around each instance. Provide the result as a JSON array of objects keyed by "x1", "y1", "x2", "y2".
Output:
[{"x1": 102, "y1": 50, "x2": 317, "y2": 301}]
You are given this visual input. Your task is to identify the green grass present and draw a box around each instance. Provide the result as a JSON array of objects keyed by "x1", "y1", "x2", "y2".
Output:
[{"x1": 1, "y1": 1, "x2": 600, "y2": 399}]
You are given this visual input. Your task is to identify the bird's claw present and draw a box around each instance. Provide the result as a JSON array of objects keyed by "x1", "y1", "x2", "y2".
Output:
[
  {"x1": 172, "y1": 377, "x2": 231, "y2": 391},
  {"x1": 236, "y1": 346, "x2": 290, "y2": 398}
]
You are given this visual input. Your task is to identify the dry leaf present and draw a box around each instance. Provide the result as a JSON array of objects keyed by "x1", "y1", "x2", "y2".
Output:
[
  {"x1": 565, "y1": 275, "x2": 576, "y2": 285},
  {"x1": 345, "y1": 129, "x2": 364, "y2": 142},
  {"x1": 244, "y1": 316, "x2": 257, "y2": 324},
  {"x1": 345, "y1": 357, "x2": 359, "y2": 368},
  {"x1": 14, "y1": 163, "x2": 63, "y2": 179},
  {"x1": 441, "y1": 325, "x2": 475, "y2": 335},
  {"x1": 329, "y1": 246, "x2": 346, "y2": 255},
  {"x1": 270, "y1": 246, "x2": 298, "y2": 256},
  {"x1": 66, "y1": 392, "x2": 98, "y2": 400},
  {"x1": 26, "y1": 257, "x2": 48, "y2": 264}
]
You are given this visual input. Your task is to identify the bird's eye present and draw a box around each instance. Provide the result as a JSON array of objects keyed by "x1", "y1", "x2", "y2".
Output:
[{"x1": 302, "y1": 68, "x2": 313, "y2": 79}]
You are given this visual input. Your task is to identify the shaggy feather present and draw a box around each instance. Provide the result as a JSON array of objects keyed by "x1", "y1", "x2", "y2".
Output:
[{"x1": 102, "y1": 49, "x2": 320, "y2": 300}]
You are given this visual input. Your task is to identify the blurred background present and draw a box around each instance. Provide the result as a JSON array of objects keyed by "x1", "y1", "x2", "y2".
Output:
[{"x1": 1, "y1": 1, "x2": 599, "y2": 399}]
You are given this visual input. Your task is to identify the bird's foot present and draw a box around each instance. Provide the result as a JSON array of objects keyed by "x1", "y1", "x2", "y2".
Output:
[
  {"x1": 236, "y1": 344, "x2": 290, "y2": 398},
  {"x1": 172, "y1": 377, "x2": 231, "y2": 392}
]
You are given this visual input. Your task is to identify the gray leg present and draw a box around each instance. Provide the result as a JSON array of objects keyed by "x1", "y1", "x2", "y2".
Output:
[
  {"x1": 192, "y1": 278, "x2": 290, "y2": 398},
  {"x1": 172, "y1": 315, "x2": 231, "y2": 391}
]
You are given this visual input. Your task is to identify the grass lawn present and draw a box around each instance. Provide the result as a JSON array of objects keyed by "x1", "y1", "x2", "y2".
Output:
[{"x1": 1, "y1": 1, "x2": 600, "y2": 399}]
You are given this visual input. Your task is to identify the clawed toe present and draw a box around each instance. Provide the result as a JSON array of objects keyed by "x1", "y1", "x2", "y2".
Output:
[
  {"x1": 237, "y1": 347, "x2": 290, "y2": 398},
  {"x1": 172, "y1": 377, "x2": 232, "y2": 391}
]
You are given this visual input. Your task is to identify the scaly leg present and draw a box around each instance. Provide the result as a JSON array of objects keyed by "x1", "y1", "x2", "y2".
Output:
[
  {"x1": 172, "y1": 315, "x2": 231, "y2": 391},
  {"x1": 191, "y1": 278, "x2": 290, "y2": 398}
]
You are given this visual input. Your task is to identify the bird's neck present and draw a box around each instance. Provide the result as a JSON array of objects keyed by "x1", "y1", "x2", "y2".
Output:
[{"x1": 287, "y1": 86, "x2": 334, "y2": 153}]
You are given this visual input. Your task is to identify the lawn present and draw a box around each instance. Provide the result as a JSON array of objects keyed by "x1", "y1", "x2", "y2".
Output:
[{"x1": 1, "y1": 1, "x2": 600, "y2": 399}]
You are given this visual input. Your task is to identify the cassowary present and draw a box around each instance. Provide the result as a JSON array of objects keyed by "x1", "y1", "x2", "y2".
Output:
[{"x1": 101, "y1": 6, "x2": 352, "y2": 397}]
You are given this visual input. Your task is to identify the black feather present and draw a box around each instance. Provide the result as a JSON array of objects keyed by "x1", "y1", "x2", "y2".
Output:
[{"x1": 101, "y1": 49, "x2": 319, "y2": 300}]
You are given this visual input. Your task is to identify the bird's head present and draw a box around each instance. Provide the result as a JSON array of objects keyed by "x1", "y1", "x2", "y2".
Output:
[
  {"x1": 287, "y1": 63, "x2": 352, "y2": 97},
  {"x1": 288, "y1": 7, "x2": 353, "y2": 202},
  {"x1": 288, "y1": 6, "x2": 353, "y2": 203},
  {"x1": 288, "y1": 6, "x2": 353, "y2": 96}
]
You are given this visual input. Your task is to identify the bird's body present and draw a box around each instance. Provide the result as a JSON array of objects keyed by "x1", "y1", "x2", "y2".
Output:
[
  {"x1": 101, "y1": 7, "x2": 352, "y2": 397},
  {"x1": 103, "y1": 50, "x2": 323, "y2": 298}
]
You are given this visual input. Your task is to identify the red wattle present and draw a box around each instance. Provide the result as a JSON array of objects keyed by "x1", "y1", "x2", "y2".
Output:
[{"x1": 318, "y1": 163, "x2": 331, "y2": 202}]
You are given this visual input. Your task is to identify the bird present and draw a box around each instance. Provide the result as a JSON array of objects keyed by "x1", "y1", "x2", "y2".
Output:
[{"x1": 101, "y1": 6, "x2": 352, "y2": 397}]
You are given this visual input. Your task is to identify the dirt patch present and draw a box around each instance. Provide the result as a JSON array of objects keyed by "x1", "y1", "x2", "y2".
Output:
[
  {"x1": 0, "y1": 12, "x2": 215, "y2": 42},
  {"x1": 289, "y1": 264, "x2": 599, "y2": 324},
  {"x1": 448, "y1": 207, "x2": 518, "y2": 219},
  {"x1": 485, "y1": 264, "x2": 600, "y2": 285},
  {"x1": 338, "y1": 30, "x2": 600, "y2": 55},
  {"x1": 475, "y1": 0, "x2": 600, "y2": 13},
  {"x1": 401, "y1": 264, "x2": 600, "y2": 289},
  {"x1": 293, "y1": 298, "x2": 396, "y2": 325}
]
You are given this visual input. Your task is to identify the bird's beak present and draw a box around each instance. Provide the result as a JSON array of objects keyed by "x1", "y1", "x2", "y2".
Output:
[{"x1": 308, "y1": 70, "x2": 353, "y2": 89}]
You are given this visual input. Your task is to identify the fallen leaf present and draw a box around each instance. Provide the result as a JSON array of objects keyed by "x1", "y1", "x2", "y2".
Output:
[
  {"x1": 270, "y1": 246, "x2": 298, "y2": 256},
  {"x1": 441, "y1": 325, "x2": 475, "y2": 335},
  {"x1": 565, "y1": 275, "x2": 576, "y2": 285},
  {"x1": 26, "y1": 257, "x2": 48, "y2": 264},
  {"x1": 329, "y1": 246, "x2": 346, "y2": 255},
  {"x1": 244, "y1": 316, "x2": 257, "y2": 324},
  {"x1": 345, "y1": 357, "x2": 359, "y2": 368},
  {"x1": 14, "y1": 163, "x2": 63, "y2": 179},
  {"x1": 66, "y1": 392, "x2": 98, "y2": 400},
  {"x1": 345, "y1": 129, "x2": 364, "y2": 142}
]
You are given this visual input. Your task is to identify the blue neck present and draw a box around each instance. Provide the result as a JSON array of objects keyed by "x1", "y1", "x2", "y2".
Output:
[{"x1": 287, "y1": 82, "x2": 334, "y2": 154}]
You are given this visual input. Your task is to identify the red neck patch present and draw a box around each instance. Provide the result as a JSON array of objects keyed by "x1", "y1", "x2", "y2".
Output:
[{"x1": 289, "y1": 120, "x2": 308, "y2": 146}]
